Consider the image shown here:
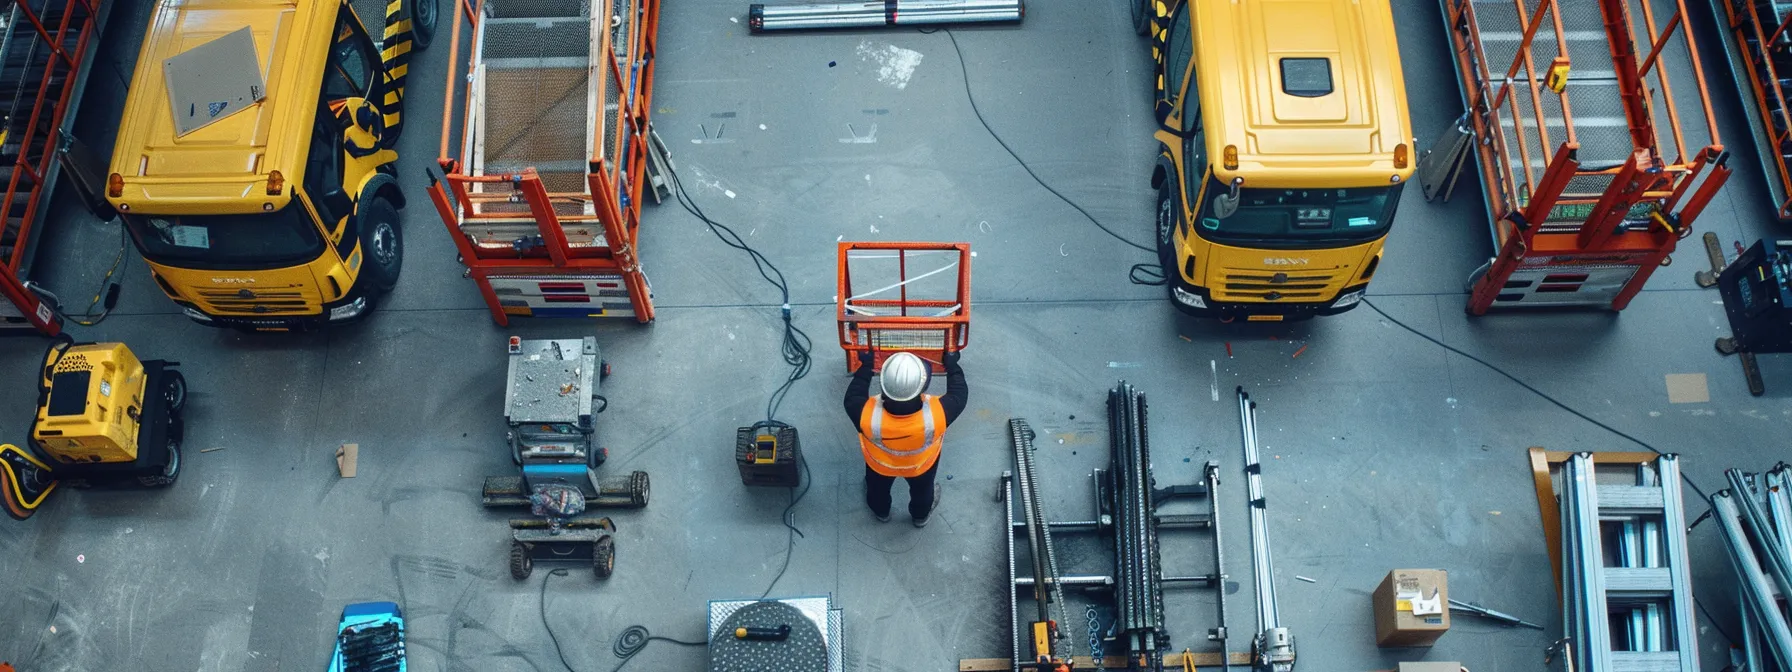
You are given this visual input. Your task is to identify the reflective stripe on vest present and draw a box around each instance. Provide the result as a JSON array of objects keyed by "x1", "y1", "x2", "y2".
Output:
[{"x1": 867, "y1": 400, "x2": 936, "y2": 457}]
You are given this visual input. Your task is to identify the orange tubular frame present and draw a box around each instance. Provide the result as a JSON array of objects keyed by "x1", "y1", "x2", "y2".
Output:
[
  {"x1": 0, "y1": 0, "x2": 104, "y2": 335},
  {"x1": 1713, "y1": 0, "x2": 1792, "y2": 220},
  {"x1": 837, "y1": 242, "x2": 971, "y2": 374},
  {"x1": 1442, "y1": 0, "x2": 1731, "y2": 315},
  {"x1": 428, "y1": 0, "x2": 659, "y2": 325}
]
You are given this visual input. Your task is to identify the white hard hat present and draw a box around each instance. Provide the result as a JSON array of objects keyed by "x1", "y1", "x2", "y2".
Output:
[{"x1": 879, "y1": 352, "x2": 929, "y2": 402}]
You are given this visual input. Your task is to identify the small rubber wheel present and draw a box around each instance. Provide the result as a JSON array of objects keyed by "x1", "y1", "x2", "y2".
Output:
[
  {"x1": 509, "y1": 542, "x2": 532, "y2": 580},
  {"x1": 407, "y1": 0, "x2": 439, "y2": 51},
  {"x1": 163, "y1": 370, "x2": 187, "y2": 415},
  {"x1": 359, "y1": 198, "x2": 404, "y2": 295},
  {"x1": 601, "y1": 360, "x2": 612, "y2": 379},
  {"x1": 1156, "y1": 184, "x2": 1177, "y2": 274},
  {"x1": 138, "y1": 439, "x2": 180, "y2": 488},
  {"x1": 629, "y1": 471, "x2": 651, "y2": 508},
  {"x1": 587, "y1": 445, "x2": 607, "y2": 469},
  {"x1": 593, "y1": 536, "x2": 615, "y2": 579}
]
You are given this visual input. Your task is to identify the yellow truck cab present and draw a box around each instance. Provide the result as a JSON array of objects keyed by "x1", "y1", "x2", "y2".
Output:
[
  {"x1": 106, "y1": 0, "x2": 436, "y2": 330},
  {"x1": 1148, "y1": 0, "x2": 1412, "y2": 321}
]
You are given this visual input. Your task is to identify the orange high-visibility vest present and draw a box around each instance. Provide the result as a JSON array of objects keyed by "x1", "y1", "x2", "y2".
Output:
[{"x1": 857, "y1": 394, "x2": 947, "y2": 478}]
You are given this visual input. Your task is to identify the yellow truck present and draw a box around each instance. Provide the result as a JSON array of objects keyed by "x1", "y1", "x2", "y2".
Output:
[
  {"x1": 1148, "y1": 0, "x2": 1412, "y2": 321},
  {"x1": 105, "y1": 0, "x2": 436, "y2": 330}
]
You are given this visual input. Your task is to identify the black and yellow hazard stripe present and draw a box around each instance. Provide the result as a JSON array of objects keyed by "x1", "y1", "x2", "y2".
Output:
[
  {"x1": 377, "y1": 0, "x2": 415, "y2": 139},
  {"x1": 1150, "y1": 0, "x2": 1171, "y2": 101}
]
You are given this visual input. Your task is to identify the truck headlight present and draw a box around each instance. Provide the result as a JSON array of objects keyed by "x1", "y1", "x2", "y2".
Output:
[
  {"x1": 1332, "y1": 290, "x2": 1364, "y2": 309},
  {"x1": 328, "y1": 297, "x2": 367, "y2": 321},
  {"x1": 182, "y1": 308, "x2": 213, "y2": 323},
  {"x1": 1173, "y1": 287, "x2": 1207, "y2": 309}
]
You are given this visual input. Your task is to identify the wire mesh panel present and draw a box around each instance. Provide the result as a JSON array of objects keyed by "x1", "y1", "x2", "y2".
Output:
[
  {"x1": 837, "y1": 242, "x2": 971, "y2": 373},
  {"x1": 430, "y1": 0, "x2": 662, "y2": 325}
]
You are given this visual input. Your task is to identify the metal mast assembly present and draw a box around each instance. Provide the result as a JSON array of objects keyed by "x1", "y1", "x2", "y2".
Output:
[
  {"x1": 1109, "y1": 382, "x2": 1166, "y2": 669},
  {"x1": 1533, "y1": 450, "x2": 1699, "y2": 672},
  {"x1": 998, "y1": 386, "x2": 1229, "y2": 671},
  {"x1": 1237, "y1": 388, "x2": 1293, "y2": 672},
  {"x1": 1006, "y1": 418, "x2": 1073, "y2": 672},
  {"x1": 747, "y1": 0, "x2": 1023, "y2": 32}
]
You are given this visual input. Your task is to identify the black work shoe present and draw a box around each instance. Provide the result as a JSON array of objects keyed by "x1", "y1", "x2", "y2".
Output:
[
  {"x1": 874, "y1": 511, "x2": 891, "y2": 523},
  {"x1": 913, "y1": 484, "x2": 943, "y2": 528}
]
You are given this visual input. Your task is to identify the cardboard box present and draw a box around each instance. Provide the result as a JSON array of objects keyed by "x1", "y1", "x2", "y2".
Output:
[{"x1": 1373, "y1": 569, "x2": 1450, "y2": 647}]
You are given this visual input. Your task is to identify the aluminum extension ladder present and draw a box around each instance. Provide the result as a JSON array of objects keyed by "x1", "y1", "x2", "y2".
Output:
[{"x1": 1557, "y1": 453, "x2": 1699, "y2": 672}]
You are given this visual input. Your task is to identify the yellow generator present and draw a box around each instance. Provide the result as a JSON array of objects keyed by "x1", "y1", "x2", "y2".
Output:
[{"x1": 1, "y1": 338, "x2": 186, "y2": 520}]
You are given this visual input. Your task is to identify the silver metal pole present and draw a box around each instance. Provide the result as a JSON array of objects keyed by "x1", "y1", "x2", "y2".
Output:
[
  {"x1": 748, "y1": 0, "x2": 1023, "y2": 32},
  {"x1": 1655, "y1": 456, "x2": 1698, "y2": 672},
  {"x1": 1238, "y1": 387, "x2": 1293, "y2": 672},
  {"x1": 1003, "y1": 471, "x2": 1020, "y2": 672},
  {"x1": 1711, "y1": 491, "x2": 1792, "y2": 671}
]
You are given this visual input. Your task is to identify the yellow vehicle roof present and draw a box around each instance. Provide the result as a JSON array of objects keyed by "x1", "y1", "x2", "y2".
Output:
[
  {"x1": 1192, "y1": 0, "x2": 1413, "y2": 188},
  {"x1": 107, "y1": 0, "x2": 339, "y2": 215}
]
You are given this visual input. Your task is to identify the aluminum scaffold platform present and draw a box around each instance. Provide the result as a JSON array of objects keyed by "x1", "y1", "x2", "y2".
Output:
[
  {"x1": 0, "y1": 0, "x2": 109, "y2": 335},
  {"x1": 1434, "y1": 0, "x2": 1732, "y2": 314},
  {"x1": 428, "y1": 0, "x2": 660, "y2": 324},
  {"x1": 1529, "y1": 449, "x2": 1700, "y2": 672},
  {"x1": 1711, "y1": 0, "x2": 1792, "y2": 221}
]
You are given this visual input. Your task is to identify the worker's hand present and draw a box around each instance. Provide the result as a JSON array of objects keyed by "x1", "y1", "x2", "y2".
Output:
[
  {"x1": 857, "y1": 349, "x2": 875, "y2": 367},
  {"x1": 942, "y1": 350, "x2": 961, "y2": 367}
]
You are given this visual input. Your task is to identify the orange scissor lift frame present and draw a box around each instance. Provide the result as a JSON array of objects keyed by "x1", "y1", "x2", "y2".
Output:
[
  {"x1": 837, "y1": 242, "x2": 971, "y2": 374},
  {"x1": 1442, "y1": 0, "x2": 1732, "y2": 314},
  {"x1": 427, "y1": 0, "x2": 659, "y2": 325},
  {"x1": 1711, "y1": 0, "x2": 1792, "y2": 221},
  {"x1": 0, "y1": 0, "x2": 107, "y2": 335}
]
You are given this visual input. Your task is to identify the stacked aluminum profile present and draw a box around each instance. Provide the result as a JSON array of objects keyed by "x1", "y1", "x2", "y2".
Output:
[
  {"x1": 1711, "y1": 466, "x2": 1792, "y2": 672},
  {"x1": 1108, "y1": 382, "x2": 1165, "y2": 668},
  {"x1": 748, "y1": 0, "x2": 1022, "y2": 32},
  {"x1": 1559, "y1": 453, "x2": 1698, "y2": 672}
]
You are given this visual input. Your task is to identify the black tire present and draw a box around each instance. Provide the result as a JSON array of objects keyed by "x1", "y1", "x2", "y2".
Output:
[
  {"x1": 407, "y1": 0, "x2": 439, "y2": 50},
  {"x1": 510, "y1": 542, "x2": 532, "y2": 580},
  {"x1": 629, "y1": 471, "x2": 651, "y2": 508},
  {"x1": 1132, "y1": 0, "x2": 1152, "y2": 36},
  {"x1": 162, "y1": 370, "x2": 187, "y2": 415},
  {"x1": 138, "y1": 439, "x2": 180, "y2": 488},
  {"x1": 593, "y1": 536, "x2": 615, "y2": 579},
  {"x1": 359, "y1": 198, "x2": 404, "y2": 295}
]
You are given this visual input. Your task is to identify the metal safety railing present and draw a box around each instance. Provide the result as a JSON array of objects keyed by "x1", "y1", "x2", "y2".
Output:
[
  {"x1": 836, "y1": 241, "x2": 970, "y2": 373},
  {"x1": 428, "y1": 0, "x2": 660, "y2": 324},
  {"x1": 1712, "y1": 0, "x2": 1792, "y2": 221},
  {"x1": 1436, "y1": 0, "x2": 1732, "y2": 314},
  {"x1": 0, "y1": 0, "x2": 106, "y2": 335}
]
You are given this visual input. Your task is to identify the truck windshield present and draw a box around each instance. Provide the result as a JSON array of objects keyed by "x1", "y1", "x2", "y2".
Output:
[
  {"x1": 124, "y1": 205, "x2": 324, "y2": 270},
  {"x1": 1197, "y1": 179, "x2": 1402, "y2": 248}
]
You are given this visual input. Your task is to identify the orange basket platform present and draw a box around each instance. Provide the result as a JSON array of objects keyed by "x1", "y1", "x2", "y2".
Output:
[{"x1": 837, "y1": 242, "x2": 970, "y2": 373}]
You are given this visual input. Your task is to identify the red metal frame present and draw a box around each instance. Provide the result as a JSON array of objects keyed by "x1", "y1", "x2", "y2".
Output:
[
  {"x1": 1445, "y1": 0, "x2": 1730, "y2": 315},
  {"x1": 429, "y1": 0, "x2": 658, "y2": 325},
  {"x1": 0, "y1": 0, "x2": 104, "y2": 335},
  {"x1": 837, "y1": 241, "x2": 971, "y2": 374}
]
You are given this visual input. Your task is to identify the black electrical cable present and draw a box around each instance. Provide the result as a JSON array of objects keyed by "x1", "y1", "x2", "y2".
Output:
[
  {"x1": 666, "y1": 166, "x2": 812, "y2": 424},
  {"x1": 663, "y1": 165, "x2": 814, "y2": 597},
  {"x1": 608, "y1": 624, "x2": 705, "y2": 672},
  {"x1": 1128, "y1": 262, "x2": 1166, "y2": 286},
  {"x1": 940, "y1": 28, "x2": 1155, "y2": 254},
  {"x1": 1360, "y1": 298, "x2": 1746, "y2": 647},
  {"x1": 58, "y1": 225, "x2": 130, "y2": 327},
  {"x1": 1359, "y1": 298, "x2": 1709, "y2": 500},
  {"x1": 539, "y1": 569, "x2": 583, "y2": 672}
]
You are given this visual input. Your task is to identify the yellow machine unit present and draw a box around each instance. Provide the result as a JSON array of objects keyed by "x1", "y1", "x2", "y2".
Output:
[{"x1": 35, "y1": 343, "x2": 147, "y2": 463}]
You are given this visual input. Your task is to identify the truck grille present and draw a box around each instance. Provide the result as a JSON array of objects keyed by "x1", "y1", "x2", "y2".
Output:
[
  {"x1": 1214, "y1": 269, "x2": 1338, "y2": 302},
  {"x1": 194, "y1": 288, "x2": 318, "y2": 315}
]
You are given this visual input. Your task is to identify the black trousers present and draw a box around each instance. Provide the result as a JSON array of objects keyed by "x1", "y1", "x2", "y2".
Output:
[{"x1": 864, "y1": 461, "x2": 939, "y2": 519}]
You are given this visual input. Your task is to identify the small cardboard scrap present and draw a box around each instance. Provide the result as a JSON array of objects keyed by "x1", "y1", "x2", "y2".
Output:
[
  {"x1": 336, "y1": 443, "x2": 358, "y2": 478},
  {"x1": 1665, "y1": 373, "x2": 1710, "y2": 404}
]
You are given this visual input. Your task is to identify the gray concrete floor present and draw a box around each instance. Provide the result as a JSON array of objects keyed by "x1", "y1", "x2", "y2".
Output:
[{"x1": 2, "y1": 1, "x2": 1789, "y2": 670}]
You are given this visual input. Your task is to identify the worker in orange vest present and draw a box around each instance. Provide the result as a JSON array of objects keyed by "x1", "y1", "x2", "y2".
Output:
[{"x1": 845, "y1": 349, "x2": 967, "y2": 527}]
